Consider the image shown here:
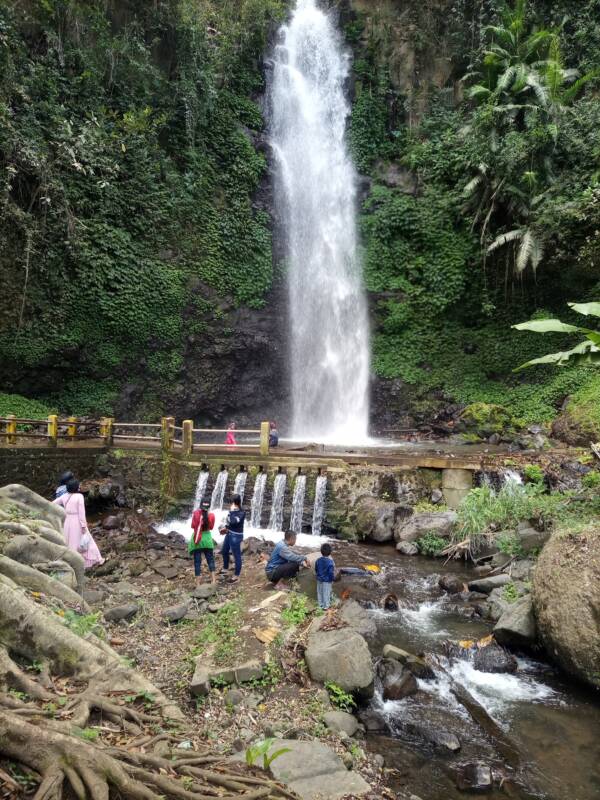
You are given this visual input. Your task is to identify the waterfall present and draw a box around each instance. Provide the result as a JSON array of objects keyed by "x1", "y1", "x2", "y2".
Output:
[
  {"x1": 289, "y1": 474, "x2": 306, "y2": 533},
  {"x1": 233, "y1": 471, "x2": 248, "y2": 504},
  {"x1": 210, "y1": 470, "x2": 228, "y2": 511},
  {"x1": 268, "y1": 473, "x2": 287, "y2": 531},
  {"x1": 250, "y1": 472, "x2": 267, "y2": 528},
  {"x1": 269, "y1": 0, "x2": 370, "y2": 444},
  {"x1": 192, "y1": 470, "x2": 209, "y2": 510},
  {"x1": 311, "y1": 474, "x2": 327, "y2": 535}
]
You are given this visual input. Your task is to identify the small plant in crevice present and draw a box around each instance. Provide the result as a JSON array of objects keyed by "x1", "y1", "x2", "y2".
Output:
[
  {"x1": 245, "y1": 738, "x2": 291, "y2": 770},
  {"x1": 496, "y1": 532, "x2": 525, "y2": 558},
  {"x1": 281, "y1": 593, "x2": 310, "y2": 627},
  {"x1": 417, "y1": 531, "x2": 447, "y2": 557},
  {"x1": 582, "y1": 471, "x2": 600, "y2": 489},
  {"x1": 503, "y1": 583, "x2": 519, "y2": 604},
  {"x1": 523, "y1": 464, "x2": 545, "y2": 486},
  {"x1": 325, "y1": 682, "x2": 356, "y2": 712}
]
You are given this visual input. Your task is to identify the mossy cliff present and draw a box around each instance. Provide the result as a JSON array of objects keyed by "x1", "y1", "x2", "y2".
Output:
[{"x1": 1, "y1": 0, "x2": 599, "y2": 435}]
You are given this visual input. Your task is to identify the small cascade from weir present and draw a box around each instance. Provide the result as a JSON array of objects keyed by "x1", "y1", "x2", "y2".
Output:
[
  {"x1": 311, "y1": 474, "x2": 327, "y2": 535},
  {"x1": 233, "y1": 471, "x2": 247, "y2": 504},
  {"x1": 268, "y1": 473, "x2": 287, "y2": 531},
  {"x1": 289, "y1": 474, "x2": 306, "y2": 533},
  {"x1": 250, "y1": 472, "x2": 267, "y2": 528},
  {"x1": 210, "y1": 470, "x2": 228, "y2": 511},
  {"x1": 192, "y1": 470, "x2": 209, "y2": 510}
]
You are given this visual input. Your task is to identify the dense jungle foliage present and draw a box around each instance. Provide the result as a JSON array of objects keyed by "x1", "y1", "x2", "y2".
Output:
[
  {"x1": 0, "y1": 0, "x2": 599, "y2": 435},
  {"x1": 349, "y1": 0, "x2": 600, "y2": 430}
]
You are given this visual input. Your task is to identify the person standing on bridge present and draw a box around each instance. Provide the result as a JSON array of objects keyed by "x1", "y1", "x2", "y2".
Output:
[
  {"x1": 219, "y1": 494, "x2": 245, "y2": 583},
  {"x1": 53, "y1": 479, "x2": 104, "y2": 569},
  {"x1": 225, "y1": 422, "x2": 237, "y2": 446}
]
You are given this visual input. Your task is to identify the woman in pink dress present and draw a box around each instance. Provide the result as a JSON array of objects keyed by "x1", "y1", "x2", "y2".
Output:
[
  {"x1": 53, "y1": 479, "x2": 104, "y2": 569},
  {"x1": 225, "y1": 422, "x2": 237, "y2": 446}
]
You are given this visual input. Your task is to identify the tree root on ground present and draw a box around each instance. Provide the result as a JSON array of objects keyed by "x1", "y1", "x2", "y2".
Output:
[{"x1": 0, "y1": 486, "x2": 300, "y2": 800}]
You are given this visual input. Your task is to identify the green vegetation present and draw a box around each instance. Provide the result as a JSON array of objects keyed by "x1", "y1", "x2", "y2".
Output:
[
  {"x1": 523, "y1": 464, "x2": 545, "y2": 485},
  {"x1": 0, "y1": 393, "x2": 54, "y2": 419},
  {"x1": 417, "y1": 532, "x2": 447, "y2": 557},
  {"x1": 192, "y1": 600, "x2": 242, "y2": 664},
  {"x1": 245, "y1": 739, "x2": 291, "y2": 770},
  {"x1": 514, "y1": 303, "x2": 600, "y2": 369},
  {"x1": 503, "y1": 582, "x2": 520, "y2": 603},
  {"x1": 61, "y1": 610, "x2": 104, "y2": 639},
  {"x1": 0, "y1": 0, "x2": 284, "y2": 416},
  {"x1": 281, "y1": 592, "x2": 310, "y2": 627},
  {"x1": 325, "y1": 681, "x2": 356, "y2": 713},
  {"x1": 497, "y1": 531, "x2": 525, "y2": 557},
  {"x1": 582, "y1": 471, "x2": 600, "y2": 490},
  {"x1": 349, "y1": 0, "x2": 600, "y2": 424}
]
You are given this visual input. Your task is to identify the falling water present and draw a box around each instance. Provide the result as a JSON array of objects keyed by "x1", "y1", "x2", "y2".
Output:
[
  {"x1": 269, "y1": 0, "x2": 370, "y2": 443},
  {"x1": 311, "y1": 474, "x2": 327, "y2": 535},
  {"x1": 210, "y1": 470, "x2": 228, "y2": 511},
  {"x1": 250, "y1": 472, "x2": 267, "y2": 528},
  {"x1": 268, "y1": 473, "x2": 288, "y2": 530},
  {"x1": 289, "y1": 474, "x2": 307, "y2": 533},
  {"x1": 192, "y1": 470, "x2": 209, "y2": 510},
  {"x1": 233, "y1": 471, "x2": 248, "y2": 504}
]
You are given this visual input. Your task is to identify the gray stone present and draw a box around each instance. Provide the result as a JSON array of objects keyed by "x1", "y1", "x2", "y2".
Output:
[
  {"x1": 104, "y1": 603, "x2": 139, "y2": 622},
  {"x1": 438, "y1": 574, "x2": 464, "y2": 594},
  {"x1": 153, "y1": 564, "x2": 179, "y2": 580},
  {"x1": 93, "y1": 559, "x2": 118, "y2": 576},
  {"x1": 358, "y1": 708, "x2": 391, "y2": 734},
  {"x1": 380, "y1": 661, "x2": 418, "y2": 701},
  {"x1": 354, "y1": 497, "x2": 411, "y2": 543},
  {"x1": 396, "y1": 541, "x2": 419, "y2": 556},
  {"x1": 305, "y1": 628, "x2": 374, "y2": 698},
  {"x1": 517, "y1": 525, "x2": 550, "y2": 554},
  {"x1": 487, "y1": 587, "x2": 511, "y2": 622},
  {"x1": 224, "y1": 689, "x2": 244, "y2": 707},
  {"x1": 455, "y1": 762, "x2": 493, "y2": 792},
  {"x1": 473, "y1": 644, "x2": 518, "y2": 674},
  {"x1": 162, "y1": 602, "x2": 190, "y2": 623},
  {"x1": 382, "y1": 645, "x2": 435, "y2": 680},
  {"x1": 128, "y1": 558, "x2": 147, "y2": 577},
  {"x1": 83, "y1": 589, "x2": 107, "y2": 604},
  {"x1": 431, "y1": 730, "x2": 461, "y2": 752},
  {"x1": 323, "y1": 711, "x2": 359, "y2": 737},
  {"x1": 111, "y1": 581, "x2": 142, "y2": 597},
  {"x1": 190, "y1": 664, "x2": 210, "y2": 697},
  {"x1": 237, "y1": 739, "x2": 370, "y2": 799},
  {"x1": 494, "y1": 594, "x2": 536, "y2": 648},
  {"x1": 430, "y1": 489, "x2": 444, "y2": 504},
  {"x1": 510, "y1": 559, "x2": 534, "y2": 581},
  {"x1": 208, "y1": 602, "x2": 227, "y2": 613},
  {"x1": 103, "y1": 515, "x2": 122, "y2": 530},
  {"x1": 394, "y1": 511, "x2": 457, "y2": 543},
  {"x1": 467, "y1": 574, "x2": 511, "y2": 594},
  {"x1": 339, "y1": 600, "x2": 377, "y2": 637},
  {"x1": 190, "y1": 584, "x2": 218, "y2": 599}
]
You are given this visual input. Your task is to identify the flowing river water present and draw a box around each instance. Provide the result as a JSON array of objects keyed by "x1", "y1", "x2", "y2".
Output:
[{"x1": 330, "y1": 543, "x2": 600, "y2": 800}]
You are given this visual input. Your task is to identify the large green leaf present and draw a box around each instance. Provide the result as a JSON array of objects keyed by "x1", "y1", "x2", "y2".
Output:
[
  {"x1": 512, "y1": 319, "x2": 584, "y2": 334},
  {"x1": 569, "y1": 302, "x2": 600, "y2": 319},
  {"x1": 514, "y1": 340, "x2": 600, "y2": 371}
]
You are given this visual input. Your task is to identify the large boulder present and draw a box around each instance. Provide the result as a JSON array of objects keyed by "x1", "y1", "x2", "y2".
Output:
[
  {"x1": 473, "y1": 644, "x2": 518, "y2": 674},
  {"x1": 354, "y1": 496, "x2": 411, "y2": 543},
  {"x1": 305, "y1": 628, "x2": 374, "y2": 698},
  {"x1": 494, "y1": 595, "x2": 536, "y2": 648},
  {"x1": 467, "y1": 574, "x2": 510, "y2": 594},
  {"x1": 516, "y1": 522, "x2": 550, "y2": 554},
  {"x1": 338, "y1": 599, "x2": 377, "y2": 638},
  {"x1": 394, "y1": 511, "x2": 457, "y2": 543},
  {"x1": 533, "y1": 528, "x2": 600, "y2": 688},
  {"x1": 377, "y1": 658, "x2": 418, "y2": 701},
  {"x1": 323, "y1": 710, "x2": 359, "y2": 737}
]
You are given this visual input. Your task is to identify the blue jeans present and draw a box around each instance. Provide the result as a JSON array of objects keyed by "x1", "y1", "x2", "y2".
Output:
[
  {"x1": 193, "y1": 549, "x2": 215, "y2": 576},
  {"x1": 317, "y1": 581, "x2": 333, "y2": 609},
  {"x1": 221, "y1": 532, "x2": 243, "y2": 576}
]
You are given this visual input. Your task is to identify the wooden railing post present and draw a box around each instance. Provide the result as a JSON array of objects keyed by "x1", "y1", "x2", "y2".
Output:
[
  {"x1": 260, "y1": 421, "x2": 270, "y2": 456},
  {"x1": 6, "y1": 415, "x2": 16, "y2": 445},
  {"x1": 67, "y1": 416, "x2": 78, "y2": 439},
  {"x1": 103, "y1": 417, "x2": 114, "y2": 446},
  {"x1": 182, "y1": 419, "x2": 193, "y2": 456},
  {"x1": 161, "y1": 416, "x2": 174, "y2": 451},
  {"x1": 47, "y1": 414, "x2": 58, "y2": 447}
]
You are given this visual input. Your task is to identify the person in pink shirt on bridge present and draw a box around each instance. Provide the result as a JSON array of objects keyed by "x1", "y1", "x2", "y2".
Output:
[{"x1": 225, "y1": 422, "x2": 237, "y2": 446}]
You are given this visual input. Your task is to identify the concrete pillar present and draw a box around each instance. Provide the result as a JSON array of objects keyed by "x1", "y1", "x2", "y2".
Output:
[
  {"x1": 442, "y1": 468, "x2": 473, "y2": 509},
  {"x1": 67, "y1": 416, "x2": 77, "y2": 438},
  {"x1": 161, "y1": 416, "x2": 174, "y2": 451},
  {"x1": 6, "y1": 415, "x2": 16, "y2": 445},
  {"x1": 103, "y1": 417, "x2": 114, "y2": 446}
]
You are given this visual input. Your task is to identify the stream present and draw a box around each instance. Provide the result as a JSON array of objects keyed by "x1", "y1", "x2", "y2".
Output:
[{"x1": 334, "y1": 543, "x2": 600, "y2": 800}]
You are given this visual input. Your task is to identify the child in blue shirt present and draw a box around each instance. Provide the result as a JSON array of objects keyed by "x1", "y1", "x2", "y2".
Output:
[{"x1": 315, "y1": 543, "x2": 335, "y2": 610}]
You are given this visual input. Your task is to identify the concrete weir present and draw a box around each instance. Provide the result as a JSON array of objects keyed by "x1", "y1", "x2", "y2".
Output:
[{"x1": 0, "y1": 443, "x2": 488, "y2": 538}]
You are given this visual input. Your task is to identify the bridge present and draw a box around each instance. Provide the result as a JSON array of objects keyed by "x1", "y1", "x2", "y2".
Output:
[{"x1": 0, "y1": 414, "x2": 495, "y2": 471}]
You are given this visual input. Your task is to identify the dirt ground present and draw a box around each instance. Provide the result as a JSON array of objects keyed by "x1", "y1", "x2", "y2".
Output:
[{"x1": 85, "y1": 512, "x2": 397, "y2": 800}]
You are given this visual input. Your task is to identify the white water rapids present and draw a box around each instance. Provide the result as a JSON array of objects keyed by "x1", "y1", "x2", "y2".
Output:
[{"x1": 269, "y1": 0, "x2": 370, "y2": 443}]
